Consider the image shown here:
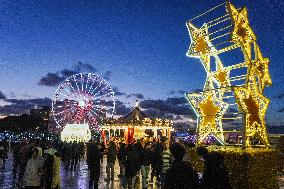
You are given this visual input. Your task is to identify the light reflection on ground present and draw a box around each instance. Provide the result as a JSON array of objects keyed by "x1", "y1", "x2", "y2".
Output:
[{"x1": 0, "y1": 153, "x2": 160, "y2": 189}]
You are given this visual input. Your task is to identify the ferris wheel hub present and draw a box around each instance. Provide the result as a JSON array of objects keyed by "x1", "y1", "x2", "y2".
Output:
[{"x1": 79, "y1": 100, "x2": 86, "y2": 108}]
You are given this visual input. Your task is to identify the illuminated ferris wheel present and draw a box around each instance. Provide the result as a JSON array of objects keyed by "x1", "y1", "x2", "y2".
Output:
[{"x1": 52, "y1": 73, "x2": 116, "y2": 130}]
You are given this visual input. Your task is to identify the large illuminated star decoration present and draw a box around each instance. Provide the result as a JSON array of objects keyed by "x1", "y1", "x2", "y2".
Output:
[
  {"x1": 234, "y1": 77, "x2": 270, "y2": 147},
  {"x1": 186, "y1": 22, "x2": 211, "y2": 72},
  {"x1": 253, "y1": 45, "x2": 272, "y2": 92},
  {"x1": 211, "y1": 57, "x2": 231, "y2": 96},
  {"x1": 186, "y1": 91, "x2": 228, "y2": 145},
  {"x1": 227, "y1": 2, "x2": 256, "y2": 59}
]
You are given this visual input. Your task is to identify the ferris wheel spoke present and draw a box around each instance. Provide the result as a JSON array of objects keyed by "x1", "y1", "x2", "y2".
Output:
[
  {"x1": 89, "y1": 80, "x2": 103, "y2": 95},
  {"x1": 84, "y1": 74, "x2": 91, "y2": 93},
  {"x1": 87, "y1": 80, "x2": 98, "y2": 94},
  {"x1": 54, "y1": 110, "x2": 66, "y2": 116},
  {"x1": 73, "y1": 75, "x2": 81, "y2": 93},
  {"x1": 92, "y1": 84, "x2": 109, "y2": 97},
  {"x1": 92, "y1": 91, "x2": 114, "y2": 101},
  {"x1": 67, "y1": 82, "x2": 84, "y2": 102},
  {"x1": 56, "y1": 92, "x2": 78, "y2": 102},
  {"x1": 57, "y1": 115, "x2": 67, "y2": 124},
  {"x1": 89, "y1": 109, "x2": 99, "y2": 117},
  {"x1": 72, "y1": 77, "x2": 84, "y2": 102},
  {"x1": 65, "y1": 88, "x2": 81, "y2": 103},
  {"x1": 80, "y1": 73, "x2": 84, "y2": 92},
  {"x1": 93, "y1": 105, "x2": 107, "y2": 115}
]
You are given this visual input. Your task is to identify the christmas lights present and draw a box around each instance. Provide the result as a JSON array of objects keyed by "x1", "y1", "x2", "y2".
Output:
[
  {"x1": 185, "y1": 1, "x2": 272, "y2": 147},
  {"x1": 227, "y1": 2, "x2": 256, "y2": 59},
  {"x1": 187, "y1": 91, "x2": 228, "y2": 145}
]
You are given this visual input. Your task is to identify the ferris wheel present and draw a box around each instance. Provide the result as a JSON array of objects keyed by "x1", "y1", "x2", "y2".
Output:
[{"x1": 52, "y1": 73, "x2": 116, "y2": 130}]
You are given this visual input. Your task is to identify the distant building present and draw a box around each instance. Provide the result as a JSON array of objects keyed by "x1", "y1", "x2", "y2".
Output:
[{"x1": 30, "y1": 106, "x2": 51, "y2": 128}]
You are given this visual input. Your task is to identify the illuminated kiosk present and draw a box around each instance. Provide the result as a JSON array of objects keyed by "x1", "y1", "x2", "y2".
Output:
[
  {"x1": 101, "y1": 103, "x2": 173, "y2": 144},
  {"x1": 60, "y1": 123, "x2": 91, "y2": 142}
]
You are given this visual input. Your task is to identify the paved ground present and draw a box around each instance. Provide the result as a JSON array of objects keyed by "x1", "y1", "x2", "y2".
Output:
[
  {"x1": 1, "y1": 153, "x2": 284, "y2": 189},
  {"x1": 0, "y1": 153, "x2": 159, "y2": 189}
]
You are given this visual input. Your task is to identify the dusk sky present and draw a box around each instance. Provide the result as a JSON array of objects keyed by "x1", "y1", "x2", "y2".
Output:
[{"x1": 0, "y1": 0, "x2": 283, "y2": 127}]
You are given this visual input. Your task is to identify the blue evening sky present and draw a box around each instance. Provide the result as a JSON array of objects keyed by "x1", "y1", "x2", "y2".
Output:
[{"x1": 0, "y1": 0, "x2": 283, "y2": 125}]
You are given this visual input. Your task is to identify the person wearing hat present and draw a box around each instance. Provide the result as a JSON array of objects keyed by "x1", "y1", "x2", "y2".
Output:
[{"x1": 164, "y1": 142, "x2": 199, "y2": 189}]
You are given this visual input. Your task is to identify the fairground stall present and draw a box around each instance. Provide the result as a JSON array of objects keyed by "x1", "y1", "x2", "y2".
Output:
[{"x1": 101, "y1": 104, "x2": 173, "y2": 144}]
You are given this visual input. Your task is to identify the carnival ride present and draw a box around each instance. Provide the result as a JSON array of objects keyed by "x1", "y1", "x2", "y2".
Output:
[
  {"x1": 185, "y1": 1, "x2": 272, "y2": 148},
  {"x1": 52, "y1": 73, "x2": 116, "y2": 141}
]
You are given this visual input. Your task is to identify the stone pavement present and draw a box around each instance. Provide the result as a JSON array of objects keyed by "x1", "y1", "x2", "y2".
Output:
[
  {"x1": 1, "y1": 153, "x2": 284, "y2": 189},
  {"x1": 0, "y1": 153, "x2": 159, "y2": 189}
]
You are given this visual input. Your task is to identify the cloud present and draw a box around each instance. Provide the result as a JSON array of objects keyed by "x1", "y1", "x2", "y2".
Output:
[
  {"x1": 39, "y1": 73, "x2": 65, "y2": 86},
  {"x1": 113, "y1": 87, "x2": 126, "y2": 96},
  {"x1": 0, "y1": 98, "x2": 52, "y2": 115},
  {"x1": 174, "y1": 115, "x2": 183, "y2": 120},
  {"x1": 61, "y1": 69, "x2": 77, "y2": 78},
  {"x1": 115, "y1": 100, "x2": 132, "y2": 115},
  {"x1": 75, "y1": 61, "x2": 97, "y2": 73},
  {"x1": 168, "y1": 90, "x2": 187, "y2": 96},
  {"x1": 38, "y1": 61, "x2": 99, "y2": 87},
  {"x1": 165, "y1": 97, "x2": 187, "y2": 105},
  {"x1": 143, "y1": 108, "x2": 174, "y2": 119},
  {"x1": 0, "y1": 91, "x2": 6, "y2": 99},
  {"x1": 103, "y1": 71, "x2": 112, "y2": 81},
  {"x1": 140, "y1": 97, "x2": 196, "y2": 118},
  {"x1": 126, "y1": 93, "x2": 144, "y2": 99}
]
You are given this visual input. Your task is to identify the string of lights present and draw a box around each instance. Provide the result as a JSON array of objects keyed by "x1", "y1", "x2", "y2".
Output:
[{"x1": 185, "y1": 1, "x2": 272, "y2": 147}]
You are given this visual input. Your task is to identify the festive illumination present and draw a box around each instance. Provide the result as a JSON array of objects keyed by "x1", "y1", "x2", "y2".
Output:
[
  {"x1": 187, "y1": 147, "x2": 278, "y2": 188},
  {"x1": 185, "y1": 2, "x2": 272, "y2": 148},
  {"x1": 60, "y1": 123, "x2": 91, "y2": 142},
  {"x1": 227, "y1": 2, "x2": 256, "y2": 58},
  {"x1": 234, "y1": 75, "x2": 270, "y2": 147},
  {"x1": 142, "y1": 118, "x2": 152, "y2": 126},
  {"x1": 52, "y1": 73, "x2": 116, "y2": 131},
  {"x1": 187, "y1": 91, "x2": 228, "y2": 145},
  {"x1": 101, "y1": 104, "x2": 173, "y2": 144},
  {"x1": 254, "y1": 44, "x2": 272, "y2": 92},
  {"x1": 186, "y1": 22, "x2": 211, "y2": 72}
]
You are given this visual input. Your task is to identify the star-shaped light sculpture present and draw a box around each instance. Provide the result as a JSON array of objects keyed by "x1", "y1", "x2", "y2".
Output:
[
  {"x1": 234, "y1": 76, "x2": 270, "y2": 147},
  {"x1": 186, "y1": 91, "x2": 228, "y2": 145},
  {"x1": 186, "y1": 22, "x2": 211, "y2": 72},
  {"x1": 253, "y1": 44, "x2": 272, "y2": 92},
  {"x1": 213, "y1": 65, "x2": 231, "y2": 96},
  {"x1": 227, "y1": 2, "x2": 256, "y2": 59}
]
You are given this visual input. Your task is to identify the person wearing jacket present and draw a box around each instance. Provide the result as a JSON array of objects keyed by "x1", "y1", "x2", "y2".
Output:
[
  {"x1": 141, "y1": 142, "x2": 153, "y2": 189},
  {"x1": 125, "y1": 144, "x2": 140, "y2": 189},
  {"x1": 117, "y1": 142, "x2": 127, "y2": 177},
  {"x1": 87, "y1": 141, "x2": 101, "y2": 189},
  {"x1": 196, "y1": 146, "x2": 231, "y2": 189},
  {"x1": 164, "y1": 143, "x2": 199, "y2": 189},
  {"x1": 23, "y1": 148, "x2": 45, "y2": 188},
  {"x1": 105, "y1": 141, "x2": 117, "y2": 181},
  {"x1": 43, "y1": 145, "x2": 61, "y2": 189}
]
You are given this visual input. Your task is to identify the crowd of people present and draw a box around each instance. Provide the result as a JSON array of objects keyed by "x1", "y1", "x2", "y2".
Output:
[
  {"x1": 87, "y1": 137, "x2": 231, "y2": 189},
  {"x1": 0, "y1": 137, "x2": 231, "y2": 189},
  {"x1": 0, "y1": 139, "x2": 62, "y2": 188}
]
